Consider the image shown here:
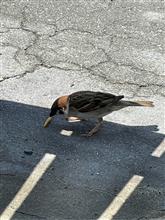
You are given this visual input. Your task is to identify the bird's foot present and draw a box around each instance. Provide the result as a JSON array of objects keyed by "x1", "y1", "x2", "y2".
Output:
[
  {"x1": 81, "y1": 127, "x2": 100, "y2": 137},
  {"x1": 81, "y1": 118, "x2": 103, "y2": 137},
  {"x1": 81, "y1": 132, "x2": 94, "y2": 137}
]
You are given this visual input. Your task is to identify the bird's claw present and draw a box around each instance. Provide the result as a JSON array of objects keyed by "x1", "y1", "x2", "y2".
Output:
[{"x1": 81, "y1": 131, "x2": 95, "y2": 137}]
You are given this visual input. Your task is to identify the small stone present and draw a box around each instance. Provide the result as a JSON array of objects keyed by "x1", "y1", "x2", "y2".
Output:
[{"x1": 24, "y1": 150, "x2": 33, "y2": 155}]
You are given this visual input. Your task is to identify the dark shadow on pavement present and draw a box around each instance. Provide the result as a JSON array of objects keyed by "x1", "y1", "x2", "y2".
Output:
[{"x1": 0, "y1": 100, "x2": 164, "y2": 219}]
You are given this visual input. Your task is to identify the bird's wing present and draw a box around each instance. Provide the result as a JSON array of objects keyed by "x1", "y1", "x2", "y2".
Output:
[{"x1": 69, "y1": 91, "x2": 124, "y2": 113}]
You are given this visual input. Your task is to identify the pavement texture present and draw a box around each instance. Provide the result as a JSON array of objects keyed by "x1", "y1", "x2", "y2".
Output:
[{"x1": 0, "y1": 0, "x2": 165, "y2": 220}]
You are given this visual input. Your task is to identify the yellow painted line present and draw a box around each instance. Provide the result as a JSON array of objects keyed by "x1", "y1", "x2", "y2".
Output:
[
  {"x1": 0, "y1": 153, "x2": 56, "y2": 220},
  {"x1": 151, "y1": 139, "x2": 165, "y2": 158},
  {"x1": 98, "y1": 175, "x2": 144, "y2": 220}
]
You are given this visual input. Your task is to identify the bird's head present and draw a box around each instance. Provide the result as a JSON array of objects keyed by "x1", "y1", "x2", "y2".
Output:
[{"x1": 43, "y1": 95, "x2": 69, "y2": 128}]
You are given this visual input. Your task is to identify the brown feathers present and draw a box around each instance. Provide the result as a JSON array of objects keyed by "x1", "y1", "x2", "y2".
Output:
[
  {"x1": 120, "y1": 100, "x2": 154, "y2": 107},
  {"x1": 44, "y1": 91, "x2": 154, "y2": 136},
  {"x1": 133, "y1": 100, "x2": 154, "y2": 107},
  {"x1": 57, "y1": 95, "x2": 69, "y2": 110}
]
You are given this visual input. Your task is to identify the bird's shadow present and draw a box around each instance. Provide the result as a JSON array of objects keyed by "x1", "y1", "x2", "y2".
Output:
[{"x1": 0, "y1": 100, "x2": 164, "y2": 219}]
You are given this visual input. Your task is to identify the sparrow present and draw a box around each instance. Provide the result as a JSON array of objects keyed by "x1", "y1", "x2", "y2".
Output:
[{"x1": 43, "y1": 91, "x2": 154, "y2": 136}]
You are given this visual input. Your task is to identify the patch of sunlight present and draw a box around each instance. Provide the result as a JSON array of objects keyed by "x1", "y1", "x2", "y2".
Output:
[
  {"x1": 60, "y1": 129, "x2": 73, "y2": 136},
  {"x1": 143, "y1": 11, "x2": 165, "y2": 21}
]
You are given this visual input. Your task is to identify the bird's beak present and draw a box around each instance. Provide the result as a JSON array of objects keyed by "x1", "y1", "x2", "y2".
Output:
[{"x1": 43, "y1": 117, "x2": 53, "y2": 128}]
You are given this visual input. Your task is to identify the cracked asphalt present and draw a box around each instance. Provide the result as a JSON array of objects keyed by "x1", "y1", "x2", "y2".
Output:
[{"x1": 0, "y1": 0, "x2": 165, "y2": 220}]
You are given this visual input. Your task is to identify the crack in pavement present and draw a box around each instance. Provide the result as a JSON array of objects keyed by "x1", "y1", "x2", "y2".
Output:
[
  {"x1": 16, "y1": 211, "x2": 46, "y2": 219},
  {"x1": 0, "y1": 8, "x2": 164, "y2": 97},
  {"x1": 1, "y1": 61, "x2": 164, "y2": 96},
  {"x1": 1, "y1": 40, "x2": 164, "y2": 97}
]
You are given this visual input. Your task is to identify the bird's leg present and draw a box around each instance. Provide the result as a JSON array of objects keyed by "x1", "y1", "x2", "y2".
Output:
[
  {"x1": 82, "y1": 118, "x2": 103, "y2": 137},
  {"x1": 64, "y1": 115, "x2": 69, "y2": 120}
]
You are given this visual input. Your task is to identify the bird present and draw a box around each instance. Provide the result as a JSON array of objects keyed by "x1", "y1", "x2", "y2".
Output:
[{"x1": 43, "y1": 91, "x2": 154, "y2": 136}]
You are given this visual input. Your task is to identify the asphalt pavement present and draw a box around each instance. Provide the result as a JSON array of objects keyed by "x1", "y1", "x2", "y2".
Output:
[{"x1": 0, "y1": 0, "x2": 165, "y2": 219}]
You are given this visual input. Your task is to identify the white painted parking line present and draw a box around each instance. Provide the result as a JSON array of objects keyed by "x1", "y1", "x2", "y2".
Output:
[
  {"x1": 151, "y1": 139, "x2": 165, "y2": 158},
  {"x1": 0, "y1": 153, "x2": 56, "y2": 220},
  {"x1": 98, "y1": 175, "x2": 144, "y2": 220}
]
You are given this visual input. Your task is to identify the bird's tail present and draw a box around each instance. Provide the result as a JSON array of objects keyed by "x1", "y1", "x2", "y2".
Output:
[
  {"x1": 121, "y1": 100, "x2": 154, "y2": 107},
  {"x1": 133, "y1": 100, "x2": 154, "y2": 107}
]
